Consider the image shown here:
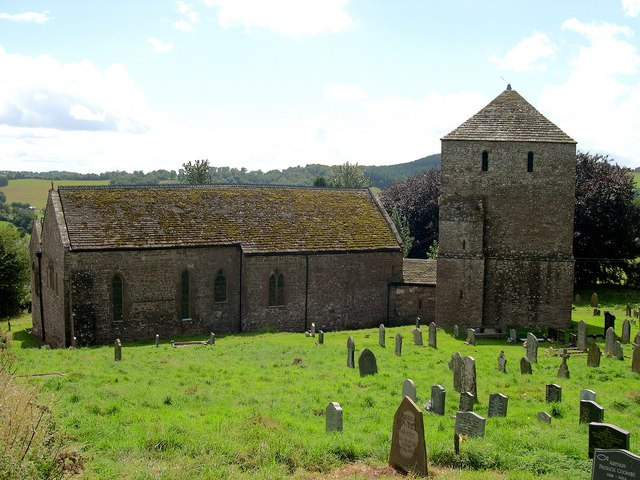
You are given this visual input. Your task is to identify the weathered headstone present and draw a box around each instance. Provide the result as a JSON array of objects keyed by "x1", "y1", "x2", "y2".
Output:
[
  {"x1": 509, "y1": 329, "x2": 517, "y2": 343},
  {"x1": 537, "y1": 412, "x2": 552, "y2": 424},
  {"x1": 326, "y1": 402, "x2": 343, "y2": 433},
  {"x1": 580, "y1": 389, "x2": 597, "y2": 402},
  {"x1": 526, "y1": 332, "x2": 538, "y2": 363},
  {"x1": 622, "y1": 319, "x2": 631, "y2": 344},
  {"x1": 588, "y1": 423, "x2": 630, "y2": 458},
  {"x1": 487, "y1": 393, "x2": 508, "y2": 418},
  {"x1": 415, "y1": 317, "x2": 421, "y2": 329},
  {"x1": 318, "y1": 330, "x2": 324, "y2": 345},
  {"x1": 413, "y1": 328, "x2": 423, "y2": 346},
  {"x1": 114, "y1": 339, "x2": 122, "y2": 361},
  {"x1": 575, "y1": 293, "x2": 582, "y2": 305},
  {"x1": 577, "y1": 320, "x2": 587, "y2": 351},
  {"x1": 347, "y1": 336, "x2": 355, "y2": 368},
  {"x1": 71, "y1": 336, "x2": 77, "y2": 348},
  {"x1": 429, "y1": 385, "x2": 445, "y2": 416},
  {"x1": 448, "y1": 352, "x2": 463, "y2": 392},
  {"x1": 155, "y1": 334, "x2": 160, "y2": 348},
  {"x1": 587, "y1": 343, "x2": 602, "y2": 367},
  {"x1": 428, "y1": 322, "x2": 437, "y2": 349},
  {"x1": 358, "y1": 348, "x2": 377, "y2": 376},
  {"x1": 592, "y1": 448, "x2": 640, "y2": 479},
  {"x1": 591, "y1": 292, "x2": 599, "y2": 308},
  {"x1": 634, "y1": 332, "x2": 640, "y2": 346},
  {"x1": 402, "y1": 379, "x2": 417, "y2": 402},
  {"x1": 395, "y1": 333, "x2": 402, "y2": 356},
  {"x1": 458, "y1": 391, "x2": 474, "y2": 412},
  {"x1": 520, "y1": 356, "x2": 532, "y2": 375},
  {"x1": 569, "y1": 332, "x2": 578, "y2": 347},
  {"x1": 455, "y1": 411, "x2": 486, "y2": 438},
  {"x1": 627, "y1": 303, "x2": 633, "y2": 317},
  {"x1": 557, "y1": 349, "x2": 570, "y2": 379},
  {"x1": 613, "y1": 340, "x2": 623, "y2": 360},
  {"x1": 580, "y1": 400, "x2": 605, "y2": 424},
  {"x1": 453, "y1": 325, "x2": 459, "y2": 338},
  {"x1": 461, "y1": 356, "x2": 478, "y2": 402},
  {"x1": 466, "y1": 328, "x2": 476, "y2": 346},
  {"x1": 605, "y1": 327, "x2": 616, "y2": 356},
  {"x1": 546, "y1": 384, "x2": 562, "y2": 403},
  {"x1": 497, "y1": 351, "x2": 507, "y2": 373},
  {"x1": 311, "y1": 322, "x2": 316, "y2": 337},
  {"x1": 389, "y1": 396, "x2": 428, "y2": 476},
  {"x1": 633, "y1": 344, "x2": 640, "y2": 373},
  {"x1": 594, "y1": 308, "x2": 601, "y2": 316},
  {"x1": 209, "y1": 332, "x2": 215, "y2": 345},
  {"x1": 379, "y1": 324, "x2": 386, "y2": 347},
  {"x1": 604, "y1": 311, "x2": 616, "y2": 334}
]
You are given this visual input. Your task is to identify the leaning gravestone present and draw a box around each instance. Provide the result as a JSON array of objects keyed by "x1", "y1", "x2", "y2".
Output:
[
  {"x1": 347, "y1": 336, "x2": 355, "y2": 368},
  {"x1": 580, "y1": 389, "x2": 597, "y2": 402},
  {"x1": 588, "y1": 423, "x2": 630, "y2": 458},
  {"x1": 613, "y1": 341, "x2": 624, "y2": 360},
  {"x1": 604, "y1": 311, "x2": 616, "y2": 334},
  {"x1": 428, "y1": 322, "x2": 437, "y2": 349},
  {"x1": 580, "y1": 400, "x2": 605, "y2": 424},
  {"x1": 402, "y1": 379, "x2": 417, "y2": 402},
  {"x1": 633, "y1": 345, "x2": 640, "y2": 373},
  {"x1": 587, "y1": 343, "x2": 602, "y2": 367},
  {"x1": 458, "y1": 391, "x2": 474, "y2": 412},
  {"x1": 546, "y1": 384, "x2": 562, "y2": 403},
  {"x1": 466, "y1": 328, "x2": 476, "y2": 346},
  {"x1": 557, "y1": 349, "x2": 570, "y2": 379},
  {"x1": 358, "y1": 349, "x2": 378, "y2": 377},
  {"x1": 389, "y1": 396, "x2": 428, "y2": 477},
  {"x1": 395, "y1": 333, "x2": 402, "y2": 356},
  {"x1": 520, "y1": 356, "x2": 532, "y2": 375},
  {"x1": 461, "y1": 356, "x2": 478, "y2": 402},
  {"x1": 430, "y1": 385, "x2": 445, "y2": 416},
  {"x1": 592, "y1": 448, "x2": 640, "y2": 479},
  {"x1": 487, "y1": 393, "x2": 508, "y2": 418},
  {"x1": 622, "y1": 319, "x2": 631, "y2": 344},
  {"x1": 605, "y1": 327, "x2": 616, "y2": 356},
  {"x1": 455, "y1": 411, "x2": 486, "y2": 438},
  {"x1": 413, "y1": 328, "x2": 423, "y2": 346},
  {"x1": 379, "y1": 324, "x2": 386, "y2": 347},
  {"x1": 326, "y1": 402, "x2": 343, "y2": 433},
  {"x1": 448, "y1": 352, "x2": 463, "y2": 392},
  {"x1": 114, "y1": 339, "x2": 122, "y2": 361},
  {"x1": 577, "y1": 320, "x2": 587, "y2": 351},
  {"x1": 497, "y1": 351, "x2": 507, "y2": 372},
  {"x1": 591, "y1": 292, "x2": 599, "y2": 308},
  {"x1": 537, "y1": 412, "x2": 552, "y2": 424},
  {"x1": 526, "y1": 332, "x2": 538, "y2": 363}
]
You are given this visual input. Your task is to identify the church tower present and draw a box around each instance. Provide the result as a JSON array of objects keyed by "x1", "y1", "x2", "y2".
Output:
[{"x1": 435, "y1": 86, "x2": 576, "y2": 329}]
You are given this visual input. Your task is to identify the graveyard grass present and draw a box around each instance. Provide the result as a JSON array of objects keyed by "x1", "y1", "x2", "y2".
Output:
[{"x1": 6, "y1": 288, "x2": 640, "y2": 479}]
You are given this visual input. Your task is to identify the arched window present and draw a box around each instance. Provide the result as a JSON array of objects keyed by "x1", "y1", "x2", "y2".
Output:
[
  {"x1": 181, "y1": 270, "x2": 190, "y2": 319},
  {"x1": 527, "y1": 151, "x2": 534, "y2": 172},
  {"x1": 481, "y1": 151, "x2": 489, "y2": 172},
  {"x1": 268, "y1": 271, "x2": 285, "y2": 306},
  {"x1": 112, "y1": 274, "x2": 124, "y2": 321},
  {"x1": 214, "y1": 269, "x2": 227, "y2": 303}
]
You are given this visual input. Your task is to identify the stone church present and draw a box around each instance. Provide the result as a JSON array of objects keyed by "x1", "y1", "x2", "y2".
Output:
[{"x1": 30, "y1": 87, "x2": 575, "y2": 347}]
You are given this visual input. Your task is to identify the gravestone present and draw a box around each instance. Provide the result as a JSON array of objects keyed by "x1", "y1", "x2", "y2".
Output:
[
  {"x1": 487, "y1": 393, "x2": 508, "y2": 418},
  {"x1": 635, "y1": 332, "x2": 640, "y2": 346},
  {"x1": 448, "y1": 352, "x2": 463, "y2": 392},
  {"x1": 557, "y1": 349, "x2": 570, "y2": 379},
  {"x1": 575, "y1": 293, "x2": 582, "y2": 305},
  {"x1": 592, "y1": 448, "x2": 640, "y2": 480},
  {"x1": 402, "y1": 379, "x2": 417, "y2": 402},
  {"x1": 347, "y1": 336, "x2": 355, "y2": 368},
  {"x1": 413, "y1": 328, "x2": 423, "y2": 346},
  {"x1": 588, "y1": 423, "x2": 630, "y2": 458},
  {"x1": 466, "y1": 328, "x2": 476, "y2": 346},
  {"x1": 604, "y1": 312, "x2": 616, "y2": 334},
  {"x1": 591, "y1": 292, "x2": 599, "y2": 307},
  {"x1": 358, "y1": 348, "x2": 378, "y2": 376},
  {"x1": 520, "y1": 356, "x2": 532, "y2": 375},
  {"x1": 613, "y1": 341, "x2": 623, "y2": 360},
  {"x1": 311, "y1": 323, "x2": 316, "y2": 337},
  {"x1": 461, "y1": 356, "x2": 478, "y2": 402},
  {"x1": 155, "y1": 334, "x2": 160, "y2": 348},
  {"x1": 633, "y1": 345, "x2": 640, "y2": 373},
  {"x1": 458, "y1": 391, "x2": 474, "y2": 412},
  {"x1": 429, "y1": 385, "x2": 445, "y2": 416},
  {"x1": 509, "y1": 329, "x2": 517, "y2": 343},
  {"x1": 580, "y1": 400, "x2": 605, "y2": 424},
  {"x1": 379, "y1": 324, "x2": 386, "y2": 347},
  {"x1": 546, "y1": 384, "x2": 562, "y2": 403},
  {"x1": 627, "y1": 303, "x2": 633, "y2": 317},
  {"x1": 389, "y1": 396, "x2": 428, "y2": 476},
  {"x1": 326, "y1": 402, "x2": 343, "y2": 433},
  {"x1": 580, "y1": 389, "x2": 597, "y2": 402},
  {"x1": 497, "y1": 351, "x2": 507, "y2": 373},
  {"x1": 594, "y1": 308, "x2": 601, "y2": 316},
  {"x1": 569, "y1": 333, "x2": 578, "y2": 347},
  {"x1": 537, "y1": 412, "x2": 552, "y2": 424},
  {"x1": 577, "y1": 320, "x2": 587, "y2": 351},
  {"x1": 415, "y1": 317, "x2": 421, "y2": 329},
  {"x1": 428, "y1": 322, "x2": 437, "y2": 349},
  {"x1": 318, "y1": 330, "x2": 324, "y2": 345},
  {"x1": 605, "y1": 327, "x2": 616, "y2": 356},
  {"x1": 622, "y1": 319, "x2": 631, "y2": 344},
  {"x1": 526, "y1": 332, "x2": 538, "y2": 363},
  {"x1": 455, "y1": 411, "x2": 486, "y2": 438},
  {"x1": 453, "y1": 325, "x2": 459, "y2": 338},
  {"x1": 395, "y1": 333, "x2": 402, "y2": 356},
  {"x1": 114, "y1": 339, "x2": 122, "y2": 361},
  {"x1": 587, "y1": 343, "x2": 602, "y2": 367},
  {"x1": 209, "y1": 332, "x2": 215, "y2": 345}
]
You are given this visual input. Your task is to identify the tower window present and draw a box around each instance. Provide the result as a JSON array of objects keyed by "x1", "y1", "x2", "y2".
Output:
[
  {"x1": 481, "y1": 151, "x2": 489, "y2": 171},
  {"x1": 527, "y1": 152, "x2": 534, "y2": 172}
]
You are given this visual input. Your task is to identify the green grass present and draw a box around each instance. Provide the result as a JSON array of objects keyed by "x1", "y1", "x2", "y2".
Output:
[
  {"x1": 6, "y1": 289, "x2": 640, "y2": 479},
  {"x1": 1, "y1": 179, "x2": 109, "y2": 210}
]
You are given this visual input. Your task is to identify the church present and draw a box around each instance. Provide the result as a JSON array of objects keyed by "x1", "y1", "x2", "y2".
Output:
[{"x1": 30, "y1": 87, "x2": 575, "y2": 347}]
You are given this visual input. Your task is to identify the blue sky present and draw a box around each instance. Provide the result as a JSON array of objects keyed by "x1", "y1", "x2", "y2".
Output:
[{"x1": 1, "y1": 0, "x2": 639, "y2": 173}]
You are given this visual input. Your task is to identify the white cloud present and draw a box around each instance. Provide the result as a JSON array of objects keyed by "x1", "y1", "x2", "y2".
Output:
[
  {"x1": 149, "y1": 37, "x2": 174, "y2": 53},
  {"x1": 203, "y1": 0, "x2": 354, "y2": 37},
  {"x1": 622, "y1": 0, "x2": 640, "y2": 17},
  {"x1": 0, "y1": 10, "x2": 50, "y2": 24},
  {"x1": 323, "y1": 83, "x2": 367, "y2": 102},
  {"x1": 489, "y1": 32, "x2": 556, "y2": 72},
  {"x1": 173, "y1": 1, "x2": 199, "y2": 32}
]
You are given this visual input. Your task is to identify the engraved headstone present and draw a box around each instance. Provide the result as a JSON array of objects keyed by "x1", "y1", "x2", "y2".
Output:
[
  {"x1": 429, "y1": 385, "x2": 445, "y2": 416},
  {"x1": 379, "y1": 324, "x2": 386, "y2": 347},
  {"x1": 155, "y1": 334, "x2": 160, "y2": 348},
  {"x1": 487, "y1": 393, "x2": 508, "y2": 418},
  {"x1": 605, "y1": 327, "x2": 616, "y2": 356},
  {"x1": 591, "y1": 292, "x2": 599, "y2": 308},
  {"x1": 458, "y1": 391, "x2": 474, "y2": 412},
  {"x1": 466, "y1": 328, "x2": 476, "y2": 346},
  {"x1": 580, "y1": 400, "x2": 604, "y2": 425},
  {"x1": 509, "y1": 329, "x2": 517, "y2": 343},
  {"x1": 580, "y1": 389, "x2": 596, "y2": 402},
  {"x1": 209, "y1": 332, "x2": 215, "y2": 345},
  {"x1": 428, "y1": 322, "x2": 437, "y2": 349},
  {"x1": 453, "y1": 324, "x2": 459, "y2": 338},
  {"x1": 402, "y1": 379, "x2": 417, "y2": 402},
  {"x1": 622, "y1": 319, "x2": 631, "y2": 344},
  {"x1": 497, "y1": 351, "x2": 507, "y2": 373},
  {"x1": 395, "y1": 333, "x2": 402, "y2": 356},
  {"x1": 577, "y1": 320, "x2": 587, "y2": 351},
  {"x1": 326, "y1": 402, "x2": 343, "y2": 433},
  {"x1": 613, "y1": 340, "x2": 623, "y2": 360},
  {"x1": 604, "y1": 311, "x2": 616, "y2": 334},
  {"x1": 557, "y1": 349, "x2": 570, "y2": 379},
  {"x1": 587, "y1": 343, "x2": 601, "y2": 367},
  {"x1": 537, "y1": 412, "x2": 552, "y2": 424},
  {"x1": 633, "y1": 345, "x2": 640, "y2": 373},
  {"x1": 358, "y1": 348, "x2": 377, "y2": 376},
  {"x1": 526, "y1": 332, "x2": 538, "y2": 363},
  {"x1": 546, "y1": 384, "x2": 562, "y2": 403},
  {"x1": 520, "y1": 356, "x2": 532, "y2": 375},
  {"x1": 413, "y1": 328, "x2": 423, "y2": 346},
  {"x1": 318, "y1": 330, "x2": 324, "y2": 345},
  {"x1": 454, "y1": 411, "x2": 486, "y2": 438},
  {"x1": 448, "y1": 352, "x2": 463, "y2": 392},
  {"x1": 461, "y1": 356, "x2": 478, "y2": 402},
  {"x1": 389, "y1": 396, "x2": 428, "y2": 476},
  {"x1": 114, "y1": 338, "x2": 122, "y2": 361},
  {"x1": 592, "y1": 448, "x2": 640, "y2": 479},
  {"x1": 347, "y1": 336, "x2": 355, "y2": 368},
  {"x1": 588, "y1": 423, "x2": 630, "y2": 458}
]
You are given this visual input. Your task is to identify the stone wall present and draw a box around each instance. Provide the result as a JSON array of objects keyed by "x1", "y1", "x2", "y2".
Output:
[{"x1": 392, "y1": 284, "x2": 436, "y2": 326}]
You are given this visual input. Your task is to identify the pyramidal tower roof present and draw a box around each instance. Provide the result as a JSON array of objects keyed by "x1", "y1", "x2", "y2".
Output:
[{"x1": 443, "y1": 86, "x2": 575, "y2": 143}]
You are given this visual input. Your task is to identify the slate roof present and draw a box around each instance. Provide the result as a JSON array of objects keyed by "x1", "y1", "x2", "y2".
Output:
[
  {"x1": 391, "y1": 259, "x2": 437, "y2": 285},
  {"x1": 57, "y1": 185, "x2": 401, "y2": 254},
  {"x1": 443, "y1": 87, "x2": 575, "y2": 143}
]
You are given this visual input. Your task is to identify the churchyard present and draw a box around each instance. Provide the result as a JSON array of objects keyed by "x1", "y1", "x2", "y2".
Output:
[{"x1": 4, "y1": 290, "x2": 640, "y2": 479}]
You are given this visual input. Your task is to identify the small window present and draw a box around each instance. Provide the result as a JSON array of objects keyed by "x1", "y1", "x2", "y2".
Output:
[
  {"x1": 181, "y1": 270, "x2": 190, "y2": 319},
  {"x1": 481, "y1": 151, "x2": 489, "y2": 172},
  {"x1": 459, "y1": 289, "x2": 464, "y2": 300},
  {"x1": 112, "y1": 274, "x2": 124, "y2": 321},
  {"x1": 214, "y1": 269, "x2": 227, "y2": 303},
  {"x1": 527, "y1": 151, "x2": 534, "y2": 172},
  {"x1": 462, "y1": 239, "x2": 466, "y2": 251},
  {"x1": 268, "y1": 271, "x2": 285, "y2": 306},
  {"x1": 418, "y1": 299, "x2": 423, "y2": 309}
]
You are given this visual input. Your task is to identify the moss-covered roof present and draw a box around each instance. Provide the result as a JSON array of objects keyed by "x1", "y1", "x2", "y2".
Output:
[
  {"x1": 57, "y1": 185, "x2": 401, "y2": 254},
  {"x1": 443, "y1": 87, "x2": 575, "y2": 143},
  {"x1": 391, "y1": 259, "x2": 437, "y2": 285}
]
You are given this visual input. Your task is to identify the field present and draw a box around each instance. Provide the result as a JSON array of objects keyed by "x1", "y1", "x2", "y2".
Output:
[
  {"x1": 0, "y1": 179, "x2": 110, "y2": 210},
  {"x1": 5, "y1": 290, "x2": 640, "y2": 479}
]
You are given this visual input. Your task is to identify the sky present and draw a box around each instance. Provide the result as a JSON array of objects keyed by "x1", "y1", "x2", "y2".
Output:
[{"x1": 1, "y1": 0, "x2": 639, "y2": 174}]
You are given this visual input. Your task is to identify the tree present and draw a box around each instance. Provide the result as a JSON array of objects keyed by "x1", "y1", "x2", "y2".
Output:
[
  {"x1": 182, "y1": 159, "x2": 212, "y2": 185},
  {"x1": 313, "y1": 176, "x2": 328, "y2": 187},
  {"x1": 574, "y1": 151, "x2": 640, "y2": 286},
  {"x1": 381, "y1": 169, "x2": 440, "y2": 258},
  {"x1": 0, "y1": 224, "x2": 30, "y2": 316},
  {"x1": 390, "y1": 208, "x2": 413, "y2": 257},
  {"x1": 329, "y1": 162, "x2": 370, "y2": 188}
]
